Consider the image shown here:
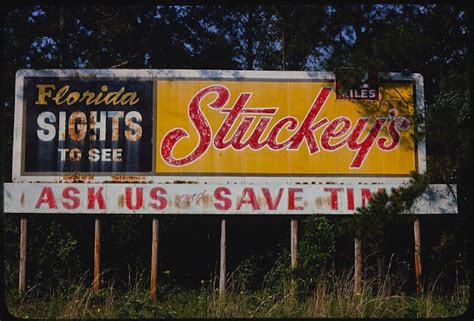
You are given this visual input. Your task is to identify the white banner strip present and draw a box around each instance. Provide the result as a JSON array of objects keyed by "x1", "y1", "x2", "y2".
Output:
[{"x1": 4, "y1": 183, "x2": 457, "y2": 215}]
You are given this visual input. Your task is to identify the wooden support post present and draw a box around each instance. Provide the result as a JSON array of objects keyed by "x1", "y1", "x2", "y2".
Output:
[
  {"x1": 354, "y1": 237, "x2": 362, "y2": 295},
  {"x1": 290, "y1": 219, "x2": 298, "y2": 299},
  {"x1": 93, "y1": 218, "x2": 101, "y2": 293},
  {"x1": 290, "y1": 219, "x2": 298, "y2": 269},
  {"x1": 19, "y1": 218, "x2": 27, "y2": 294},
  {"x1": 150, "y1": 219, "x2": 159, "y2": 301},
  {"x1": 414, "y1": 218, "x2": 423, "y2": 293},
  {"x1": 219, "y1": 218, "x2": 226, "y2": 298}
]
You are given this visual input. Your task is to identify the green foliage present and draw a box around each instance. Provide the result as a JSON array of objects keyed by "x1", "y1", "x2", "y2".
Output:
[
  {"x1": 353, "y1": 172, "x2": 429, "y2": 241},
  {"x1": 261, "y1": 246, "x2": 291, "y2": 292},
  {"x1": 227, "y1": 255, "x2": 262, "y2": 293},
  {"x1": 5, "y1": 268, "x2": 469, "y2": 318},
  {"x1": 348, "y1": 172, "x2": 430, "y2": 284},
  {"x1": 4, "y1": 216, "x2": 20, "y2": 289},
  {"x1": 115, "y1": 296, "x2": 177, "y2": 318},
  {"x1": 425, "y1": 89, "x2": 470, "y2": 190},
  {"x1": 27, "y1": 219, "x2": 81, "y2": 289},
  {"x1": 295, "y1": 217, "x2": 336, "y2": 286},
  {"x1": 425, "y1": 227, "x2": 468, "y2": 293}
]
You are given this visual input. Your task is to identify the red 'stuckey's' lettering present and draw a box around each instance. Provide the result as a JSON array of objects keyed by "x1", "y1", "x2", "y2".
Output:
[
  {"x1": 159, "y1": 86, "x2": 411, "y2": 169},
  {"x1": 287, "y1": 87, "x2": 332, "y2": 153},
  {"x1": 161, "y1": 85, "x2": 229, "y2": 166}
]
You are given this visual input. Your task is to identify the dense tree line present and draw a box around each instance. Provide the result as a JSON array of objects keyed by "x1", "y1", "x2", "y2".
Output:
[{"x1": 2, "y1": 4, "x2": 470, "y2": 295}]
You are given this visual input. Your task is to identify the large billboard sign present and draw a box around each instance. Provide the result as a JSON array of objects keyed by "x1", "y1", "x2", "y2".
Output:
[{"x1": 4, "y1": 69, "x2": 457, "y2": 214}]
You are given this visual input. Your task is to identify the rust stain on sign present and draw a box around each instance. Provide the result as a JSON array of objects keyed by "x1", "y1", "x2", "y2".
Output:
[
  {"x1": 20, "y1": 193, "x2": 25, "y2": 207},
  {"x1": 325, "y1": 196, "x2": 332, "y2": 208},
  {"x1": 62, "y1": 175, "x2": 95, "y2": 183},
  {"x1": 109, "y1": 175, "x2": 149, "y2": 183},
  {"x1": 125, "y1": 116, "x2": 142, "y2": 141},
  {"x1": 174, "y1": 194, "x2": 193, "y2": 209},
  {"x1": 257, "y1": 196, "x2": 265, "y2": 208},
  {"x1": 172, "y1": 180, "x2": 199, "y2": 184},
  {"x1": 315, "y1": 197, "x2": 323, "y2": 209},
  {"x1": 200, "y1": 194, "x2": 212, "y2": 209},
  {"x1": 173, "y1": 194, "x2": 180, "y2": 209},
  {"x1": 174, "y1": 194, "x2": 191, "y2": 209},
  {"x1": 117, "y1": 194, "x2": 125, "y2": 208},
  {"x1": 315, "y1": 196, "x2": 332, "y2": 209}
]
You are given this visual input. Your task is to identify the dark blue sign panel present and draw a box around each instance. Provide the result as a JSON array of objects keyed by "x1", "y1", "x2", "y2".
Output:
[{"x1": 23, "y1": 78, "x2": 153, "y2": 173}]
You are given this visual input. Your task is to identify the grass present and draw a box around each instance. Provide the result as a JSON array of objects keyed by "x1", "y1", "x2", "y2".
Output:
[{"x1": 5, "y1": 267, "x2": 469, "y2": 319}]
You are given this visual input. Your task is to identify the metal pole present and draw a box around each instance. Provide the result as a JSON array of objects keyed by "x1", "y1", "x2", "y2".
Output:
[
  {"x1": 150, "y1": 219, "x2": 159, "y2": 300},
  {"x1": 219, "y1": 218, "x2": 226, "y2": 298},
  {"x1": 414, "y1": 218, "x2": 423, "y2": 293},
  {"x1": 19, "y1": 218, "x2": 27, "y2": 294},
  {"x1": 93, "y1": 218, "x2": 101, "y2": 293}
]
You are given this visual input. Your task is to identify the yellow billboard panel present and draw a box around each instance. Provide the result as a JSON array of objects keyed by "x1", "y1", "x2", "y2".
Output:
[{"x1": 156, "y1": 80, "x2": 416, "y2": 175}]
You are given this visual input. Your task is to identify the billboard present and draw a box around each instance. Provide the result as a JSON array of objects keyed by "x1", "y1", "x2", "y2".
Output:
[{"x1": 4, "y1": 69, "x2": 456, "y2": 214}]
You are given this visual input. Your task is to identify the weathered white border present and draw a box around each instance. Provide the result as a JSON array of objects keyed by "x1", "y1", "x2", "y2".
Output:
[{"x1": 12, "y1": 69, "x2": 426, "y2": 186}]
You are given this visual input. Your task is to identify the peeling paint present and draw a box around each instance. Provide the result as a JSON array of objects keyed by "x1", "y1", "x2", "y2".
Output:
[
  {"x1": 315, "y1": 197, "x2": 324, "y2": 209},
  {"x1": 174, "y1": 194, "x2": 181, "y2": 209},
  {"x1": 257, "y1": 196, "x2": 265, "y2": 208},
  {"x1": 200, "y1": 194, "x2": 212, "y2": 209},
  {"x1": 62, "y1": 175, "x2": 95, "y2": 183},
  {"x1": 325, "y1": 196, "x2": 332, "y2": 208},
  {"x1": 117, "y1": 194, "x2": 124, "y2": 208},
  {"x1": 172, "y1": 180, "x2": 199, "y2": 184},
  {"x1": 109, "y1": 175, "x2": 149, "y2": 183}
]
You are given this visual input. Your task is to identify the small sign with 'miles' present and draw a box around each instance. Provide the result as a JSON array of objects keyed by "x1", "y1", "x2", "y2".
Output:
[{"x1": 335, "y1": 67, "x2": 379, "y2": 100}]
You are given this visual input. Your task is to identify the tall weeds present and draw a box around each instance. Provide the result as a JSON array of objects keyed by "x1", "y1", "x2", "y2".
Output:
[{"x1": 6, "y1": 265, "x2": 469, "y2": 319}]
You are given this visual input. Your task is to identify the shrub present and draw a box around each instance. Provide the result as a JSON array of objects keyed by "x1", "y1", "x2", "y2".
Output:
[{"x1": 295, "y1": 217, "x2": 336, "y2": 288}]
